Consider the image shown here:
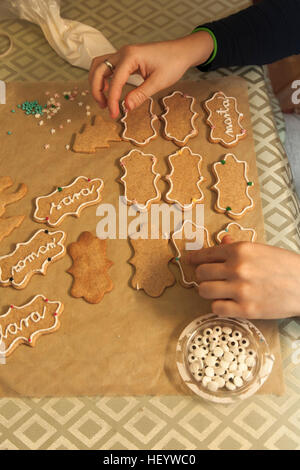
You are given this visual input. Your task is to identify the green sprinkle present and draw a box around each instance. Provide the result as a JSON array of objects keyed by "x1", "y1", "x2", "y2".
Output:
[
  {"x1": 247, "y1": 181, "x2": 253, "y2": 186},
  {"x1": 17, "y1": 104, "x2": 21, "y2": 108},
  {"x1": 64, "y1": 94, "x2": 70, "y2": 100},
  {"x1": 221, "y1": 160, "x2": 226, "y2": 165},
  {"x1": 225, "y1": 228, "x2": 229, "y2": 232},
  {"x1": 175, "y1": 257, "x2": 180, "y2": 261},
  {"x1": 57, "y1": 187, "x2": 63, "y2": 192},
  {"x1": 226, "y1": 206, "x2": 231, "y2": 211},
  {"x1": 11, "y1": 109, "x2": 16, "y2": 113},
  {"x1": 7, "y1": 131, "x2": 12, "y2": 135}
]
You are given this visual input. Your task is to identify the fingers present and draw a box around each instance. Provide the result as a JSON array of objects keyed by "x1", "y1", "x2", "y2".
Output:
[
  {"x1": 221, "y1": 235, "x2": 233, "y2": 245},
  {"x1": 198, "y1": 281, "x2": 235, "y2": 300},
  {"x1": 186, "y1": 244, "x2": 229, "y2": 265},
  {"x1": 108, "y1": 60, "x2": 135, "y2": 118},
  {"x1": 89, "y1": 55, "x2": 116, "y2": 108},
  {"x1": 195, "y1": 263, "x2": 227, "y2": 282},
  {"x1": 124, "y1": 71, "x2": 161, "y2": 111}
]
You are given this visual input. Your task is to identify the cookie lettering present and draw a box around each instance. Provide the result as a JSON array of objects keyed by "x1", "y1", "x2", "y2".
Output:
[
  {"x1": 34, "y1": 176, "x2": 104, "y2": 226},
  {"x1": 0, "y1": 229, "x2": 66, "y2": 289},
  {"x1": 0, "y1": 295, "x2": 63, "y2": 357},
  {"x1": 204, "y1": 91, "x2": 246, "y2": 147}
]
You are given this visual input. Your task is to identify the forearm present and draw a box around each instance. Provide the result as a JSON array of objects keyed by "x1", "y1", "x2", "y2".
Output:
[{"x1": 194, "y1": 0, "x2": 300, "y2": 70}]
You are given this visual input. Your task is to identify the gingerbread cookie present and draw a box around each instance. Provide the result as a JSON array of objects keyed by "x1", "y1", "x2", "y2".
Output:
[
  {"x1": 72, "y1": 115, "x2": 121, "y2": 153},
  {"x1": 0, "y1": 295, "x2": 63, "y2": 358},
  {"x1": 0, "y1": 215, "x2": 24, "y2": 244},
  {"x1": 120, "y1": 97, "x2": 158, "y2": 146},
  {"x1": 212, "y1": 153, "x2": 254, "y2": 219},
  {"x1": 129, "y1": 234, "x2": 175, "y2": 297},
  {"x1": 204, "y1": 91, "x2": 247, "y2": 147},
  {"x1": 0, "y1": 229, "x2": 66, "y2": 289},
  {"x1": 0, "y1": 176, "x2": 27, "y2": 217},
  {"x1": 161, "y1": 91, "x2": 198, "y2": 147},
  {"x1": 165, "y1": 146, "x2": 204, "y2": 208},
  {"x1": 34, "y1": 176, "x2": 104, "y2": 227},
  {"x1": 216, "y1": 222, "x2": 257, "y2": 244},
  {"x1": 171, "y1": 221, "x2": 212, "y2": 288},
  {"x1": 68, "y1": 232, "x2": 113, "y2": 304},
  {"x1": 120, "y1": 149, "x2": 161, "y2": 210}
]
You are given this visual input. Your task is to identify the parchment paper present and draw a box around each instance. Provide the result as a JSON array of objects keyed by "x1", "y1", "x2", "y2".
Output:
[{"x1": 0, "y1": 77, "x2": 284, "y2": 396}]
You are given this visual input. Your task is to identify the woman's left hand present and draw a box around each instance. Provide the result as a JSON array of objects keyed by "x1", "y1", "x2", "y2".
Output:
[{"x1": 186, "y1": 237, "x2": 300, "y2": 319}]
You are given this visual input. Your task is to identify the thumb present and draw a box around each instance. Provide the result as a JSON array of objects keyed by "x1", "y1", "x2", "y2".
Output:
[
  {"x1": 124, "y1": 72, "x2": 161, "y2": 111},
  {"x1": 221, "y1": 235, "x2": 233, "y2": 245}
]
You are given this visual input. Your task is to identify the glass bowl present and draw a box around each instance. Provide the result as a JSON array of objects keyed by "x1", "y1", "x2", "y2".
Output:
[{"x1": 176, "y1": 313, "x2": 275, "y2": 404}]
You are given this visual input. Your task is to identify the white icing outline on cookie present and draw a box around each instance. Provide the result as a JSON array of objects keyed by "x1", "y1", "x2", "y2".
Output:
[
  {"x1": 216, "y1": 222, "x2": 257, "y2": 244},
  {"x1": 120, "y1": 98, "x2": 158, "y2": 146},
  {"x1": 120, "y1": 149, "x2": 160, "y2": 210},
  {"x1": 165, "y1": 146, "x2": 204, "y2": 209},
  {"x1": 161, "y1": 91, "x2": 198, "y2": 146},
  {"x1": 205, "y1": 91, "x2": 246, "y2": 147},
  {"x1": 34, "y1": 176, "x2": 103, "y2": 227},
  {"x1": 0, "y1": 295, "x2": 63, "y2": 357},
  {"x1": 0, "y1": 229, "x2": 66, "y2": 288},
  {"x1": 171, "y1": 220, "x2": 212, "y2": 288},
  {"x1": 212, "y1": 153, "x2": 254, "y2": 218}
]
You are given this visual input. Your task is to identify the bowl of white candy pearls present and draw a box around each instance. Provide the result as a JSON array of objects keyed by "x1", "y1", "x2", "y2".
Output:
[{"x1": 176, "y1": 313, "x2": 275, "y2": 403}]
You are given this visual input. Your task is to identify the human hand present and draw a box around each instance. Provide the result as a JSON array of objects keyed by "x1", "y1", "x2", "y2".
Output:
[
  {"x1": 186, "y1": 237, "x2": 300, "y2": 319},
  {"x1": 89, "y1": 31, "x2": 213, "y2": 119}
]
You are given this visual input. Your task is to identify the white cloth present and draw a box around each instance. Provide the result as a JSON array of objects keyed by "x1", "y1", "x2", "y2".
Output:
[
  {"x1": 283, "y1": 113, "x2": 300, "y2": 199},
  {"x1": 0, "y1": 0, "x2": 143, "y2": 86}
]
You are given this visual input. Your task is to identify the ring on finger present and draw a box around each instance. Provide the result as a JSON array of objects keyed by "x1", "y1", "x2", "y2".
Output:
[{"x1": 104, "y1": 60, "x2": 115, "y2": 73}]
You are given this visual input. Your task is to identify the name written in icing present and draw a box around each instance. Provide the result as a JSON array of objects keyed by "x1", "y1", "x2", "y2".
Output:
[
  {"x1": 50, "y1": 185, "x2": 95, "y2": 214},
  {"x1": 12, "y1": 238, "x2": 57, "y2": 275},
  {"x1": 216, "y1": 98, "x2": 234, "y2": 138},
  {"x1": 0, "y1": 306, "x2": 47, "y2": 344}
]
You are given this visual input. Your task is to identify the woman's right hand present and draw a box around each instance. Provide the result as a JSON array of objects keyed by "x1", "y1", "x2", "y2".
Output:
[{"x1": 89, "y1": 31, "x2": 214, "y2": 119}]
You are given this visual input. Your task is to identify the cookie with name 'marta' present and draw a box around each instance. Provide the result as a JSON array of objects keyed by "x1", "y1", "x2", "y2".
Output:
[{"x1": 204, "y1": 91, "x2": 247, "y2": 147}]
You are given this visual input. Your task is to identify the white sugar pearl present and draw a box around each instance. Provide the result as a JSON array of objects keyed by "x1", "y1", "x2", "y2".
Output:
[
  {"x1": 237, "y1": 354, "x2": 246, "y2": 364},
  {"x1": 234, "y1": 376, "x2": 243, "y2": 387},
  {"x1": 209, "y1": 342, "x2": 218, "y2": 352},
  {"x1": 226, "y1": 382, "x2": 236, "y2": 391},
  {"x1": 242, "y1": 370, "x2": 253, "y2": 381},
  {"x1": 201, "y1": 337, "x2": 210, "y2": 346},
  {"x1": 189, "y1": 343, "x2": 199, "y2": 353},
  {"x1": 213, "y1": 326, "x2": 222, "y2": 336},
  {"x1": 188, "y1": 353, "x2": 197, "y2": 363},
  {"x1": 189, "y1": 362, "x2": 200, "y2": 374},
  {"x1": 233, "y1": 368, "x2": 243, "y2": 377},
  {"x1": 198, "y1": 359, "x2": 204, "y2": 369},
  {"x1": 246, "y1": 356, "x2": 256, "y2": 367},
  {"x1": 214, "y1": 366, "x2": 225, "y2": 376},
  {"x1": 195, "y1": 371, "x2": 203, "y2": 382},
  {"x1": 222, "y1": 344, "x2": 230, "y2": 353},
  {"x1": 195, "y1": 347, "x2": 208, "y2": 358},
  {"x1": 207, "y1": 380, "x2": 219, "y2": 392},
  {"x1": 230, "y1": 348, "x2": 240, "y2": 357},
  {"x1": 222, "y1": 327, "x2": 232, "y2": 335},
  {"x1": 237, "y1": 346, "x2": 246, "y2": 355},
  {"x1": 205, "y1": 367, "x2": 215, "y2": 378},
  {"x1": 228, "y1": 339, "x2": 238, "y2": 349},
  {"x1": 213, "y1": 346, "x2": 224, "y2": 358},
  {"x1": 202, "y1": 376, "x2": 211, "y2": 387},
  {"x1": 233, "y1": 330, "x2": 242, "y2": 340},
  {"x1": 220, "y1": 360, "x2": 229, "y2": 370},
  {"x1": 210, "y1": 335, "x2": 219, "y2": 343},
  {"x1": 225, "y1": 372, "x2": 234, "y2": 382},
  {"x1": 219, "y1": 334, "x2": 229, "y2": 344},
  {"x1": 203, "y1": 328, "x2": 213, "y2": 337},
  {"x1": 195, "y1": 335, "x2": 203, "y2": 344},
  {"x1": 247, "y1": 349, "x2": 256, "y2": 357},
  {"x1": 215, "y1": 376, "x2": 225, "y2": 388},
  {"x1": 240, "y1": 338, "x2": 250, "y2": 347},
  {"x1": 229, "y1": 362, "x2": 237, "y2": 372},
  {"x1": 238, "y1": 363, "x2": 247, "y2": 372},
  {"x1": 223, "y1": 351, "x2": 235, "y2": 363},
  {"x1": 205, "y1": 355, "x2": 217, "y2": 367}
]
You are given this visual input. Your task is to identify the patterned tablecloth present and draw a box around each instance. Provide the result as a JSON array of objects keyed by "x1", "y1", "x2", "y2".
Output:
[{"x1": 0, "y1": 0, "x2": 299, "y2": 451}]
